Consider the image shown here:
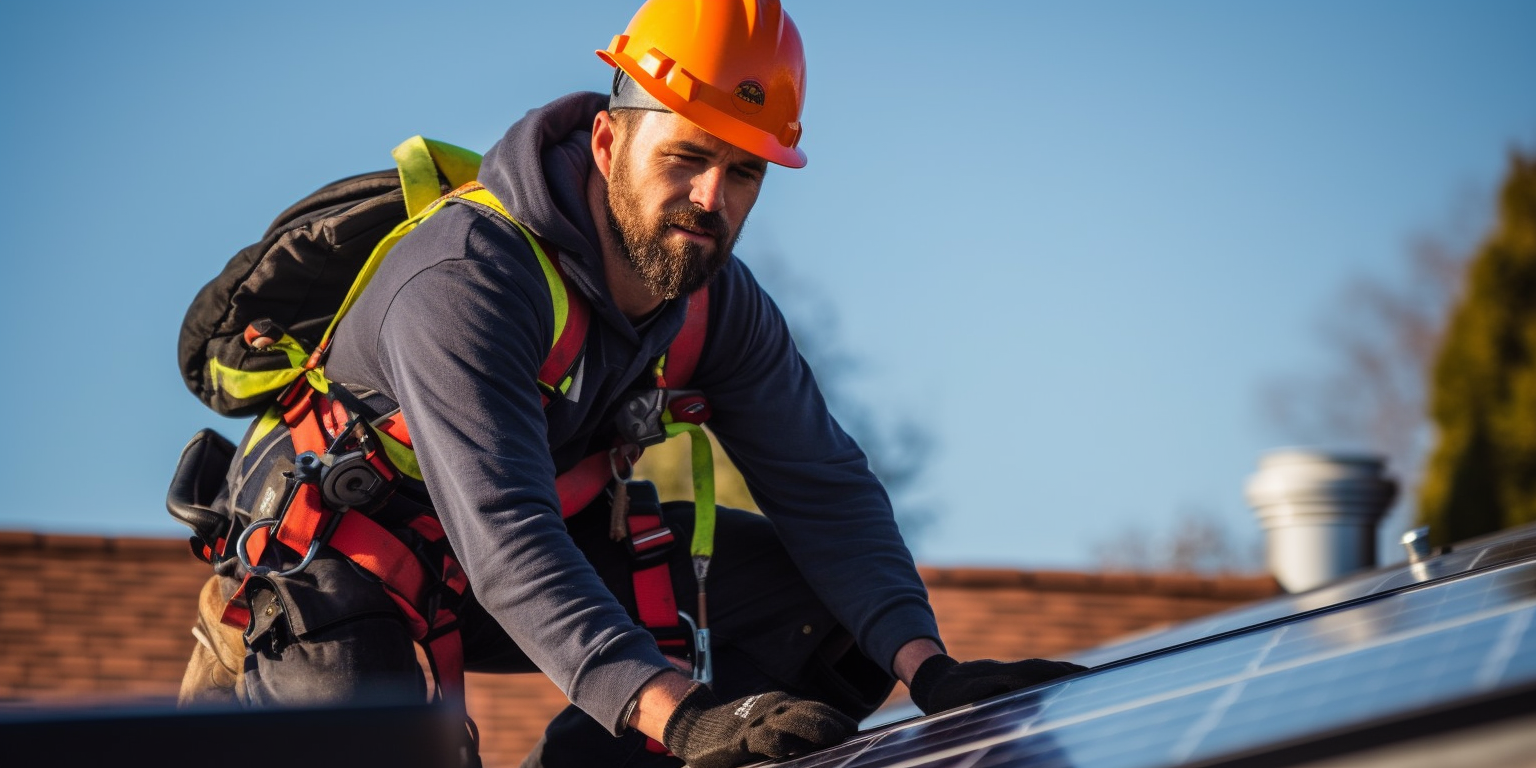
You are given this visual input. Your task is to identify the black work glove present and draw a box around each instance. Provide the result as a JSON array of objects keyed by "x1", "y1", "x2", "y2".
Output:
[
  {"x1": 662, "y1": 684, "x2": 856, "y2": 768},
  {"x1": 909, "y1": 654, "x2": 1087, "y2": 715}
]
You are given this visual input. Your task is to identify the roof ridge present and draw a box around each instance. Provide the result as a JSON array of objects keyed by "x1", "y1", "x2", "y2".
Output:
[{"x1": 918, "y1": 565, "x2": 1278, "y2": 599}]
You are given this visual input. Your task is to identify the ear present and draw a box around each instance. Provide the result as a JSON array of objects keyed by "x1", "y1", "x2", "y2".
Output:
[{"x1": 592, "y1": 110, "x2": 617, "y2": 180}]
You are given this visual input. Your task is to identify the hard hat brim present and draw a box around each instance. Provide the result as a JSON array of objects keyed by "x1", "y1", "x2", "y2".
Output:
[{"x1": 597, "y1": 49, "x2": 808, "y2": 169}]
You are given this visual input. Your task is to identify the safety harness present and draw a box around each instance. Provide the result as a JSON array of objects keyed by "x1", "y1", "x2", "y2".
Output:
[{"x1": 204, "y1": 155, "x2": 721, "y2": 726}]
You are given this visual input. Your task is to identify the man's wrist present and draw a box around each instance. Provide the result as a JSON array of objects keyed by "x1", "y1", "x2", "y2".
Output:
[
  {"x1": 892, "y1": 637, "x2": 946, "y2": 686},
  {"x1": 627, "y1": 669, "x2": 695, "y2": 740}
]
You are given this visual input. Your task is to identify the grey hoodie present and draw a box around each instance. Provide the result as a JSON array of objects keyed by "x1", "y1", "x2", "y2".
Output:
[{"x1": 326, "y1": 92, "x2": 938, "y2": 732}]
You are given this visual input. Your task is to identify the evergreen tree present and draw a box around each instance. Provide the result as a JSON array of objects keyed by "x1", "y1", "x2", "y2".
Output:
[{"x1": 1418, "y1": 150, "x2": 1536, "y2": 545}]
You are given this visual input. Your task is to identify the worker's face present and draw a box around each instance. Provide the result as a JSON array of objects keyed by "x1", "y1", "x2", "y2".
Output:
[{"x1": 603, "y1": 110, "x2": 767, "y2": 299}]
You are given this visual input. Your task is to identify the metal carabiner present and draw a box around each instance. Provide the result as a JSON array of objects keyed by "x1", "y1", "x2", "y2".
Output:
[
  {"x1": 677, "y1": 610, "x2": 713, "y2": 685},
  {"x1": 235, "y1": 518, "x2": 322, "y2": 578}
]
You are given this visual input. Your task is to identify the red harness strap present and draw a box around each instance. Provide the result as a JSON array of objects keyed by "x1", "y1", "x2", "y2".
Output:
[
  {"x1": 660, "y1": 287, "x2": 709, "y2": 388},
  {"x1": 537, "y1": 254, "x2": 591, "y2": 408},
  {"x1": 329, "y1": 506, "x2": 469, "y2": 698},
  {"x1": 555, "y1": 451, "x2": 613, "y2": 518},
  {"x1": 620, "y1": 288, "x2": 710, "y2": 759},
  {"x1": 624, "y1": 285, "x2": 710, "y2": 642},
  {"x1": 626, "y1": 508, "x2": 683, "y2": 649},
  {"x1": 219, "y1": 386, "x2": 334, "y2": 630}
]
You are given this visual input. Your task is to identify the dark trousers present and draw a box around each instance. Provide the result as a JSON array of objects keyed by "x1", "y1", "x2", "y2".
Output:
[{"x1": 227, "y1": 499, "x2": 894, "y2": 768}]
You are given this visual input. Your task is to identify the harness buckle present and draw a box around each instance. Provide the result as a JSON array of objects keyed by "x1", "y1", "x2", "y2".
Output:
[
  {"x1": 665, "y1": 392, "x2": 710, "y2": 425},
  {"x1": 625, "y1": 524, "x2": 676, "y2": 569},
  {"x1": 614, "y1": 389, "x2": 710, "y2": 447},
  {"x1": 615, "y1": 390, "x2": 668, "y2": 447}
]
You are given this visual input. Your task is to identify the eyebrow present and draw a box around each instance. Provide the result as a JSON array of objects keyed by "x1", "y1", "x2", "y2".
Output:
[{"x1": 670, "y1": 140, "x2": 769, "y2": 175}]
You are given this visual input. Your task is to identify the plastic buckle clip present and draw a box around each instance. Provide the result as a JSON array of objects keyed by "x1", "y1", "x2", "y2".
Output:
[
  {"x1": 615, "y1": 390, "x2": 668, "y2": 447},
  {"x1": 615, "y1": 389, "x2": 711, "y2": 447}
]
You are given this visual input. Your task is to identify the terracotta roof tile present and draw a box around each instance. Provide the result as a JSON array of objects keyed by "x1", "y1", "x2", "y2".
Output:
[{"x1": 0, "y1": 531, "x2": 42, "y2": 548}]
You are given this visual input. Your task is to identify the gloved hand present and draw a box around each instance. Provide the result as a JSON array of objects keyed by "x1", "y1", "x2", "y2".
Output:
[
  {"x1": 909, "y1": 654, "x2": 1087, "y2": 715},
  {"x1": 662, "y1": 683, "x2": 856, "y2": 768}
]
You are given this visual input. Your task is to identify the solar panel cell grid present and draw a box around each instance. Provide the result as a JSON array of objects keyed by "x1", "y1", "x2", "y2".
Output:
[{"x1": 771, "y1": 553, "x2": 1536, "y2": 768}]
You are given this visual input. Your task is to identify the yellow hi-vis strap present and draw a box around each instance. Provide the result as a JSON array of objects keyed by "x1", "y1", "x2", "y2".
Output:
[
  {"x1": 378, "y1": 427, "x2": 422, "y2": 480},
  {"x1": 320, "y1": 185, "x2": 572, "y2": 376},
  {"x1": 208, "y1": 333, "x2": 325, "y2": 401},
  {"x1": 216, "y1": 136, "x2": 486, "y2": 424},
  {"x1": 318, "y1": 137, "x2": 484, "y2": 357},
  {"x1": 351, "y1": 185, "x2": 573, "y2": 478},
  {"x1": 663, "y1": 421, "x2": 716, "y2": 560},
  {"x1": 393, "y1": 136, "x2": 483, "y2": 219}
]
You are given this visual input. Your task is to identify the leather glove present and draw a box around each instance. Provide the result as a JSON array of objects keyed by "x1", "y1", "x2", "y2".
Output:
[
  {"x1": 909, "y1": 654, "x2": 1087, "y2": 715},
  {"x1": 662, "y1": 684, "x2": 856, "y2": 768}
]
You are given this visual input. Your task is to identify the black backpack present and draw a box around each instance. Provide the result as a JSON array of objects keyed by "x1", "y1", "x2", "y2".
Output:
[{"x1": 177, "y1": 137, "x2": 481, "y2": 417}]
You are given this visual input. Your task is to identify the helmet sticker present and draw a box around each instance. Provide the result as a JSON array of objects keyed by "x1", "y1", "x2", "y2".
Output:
[{"x1": 733, "y1": 80, "x2": 765, "y2": 114}]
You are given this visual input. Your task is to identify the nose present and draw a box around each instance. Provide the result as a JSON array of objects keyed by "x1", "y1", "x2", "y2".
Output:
[{"x1": 689, "y1": 166, "x2": 727, "y2": 213}]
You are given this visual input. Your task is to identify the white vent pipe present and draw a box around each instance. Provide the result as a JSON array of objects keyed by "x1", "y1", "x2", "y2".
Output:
[{"x1": 1245, "y1": 449, "x2": 1397, "y2": 593}]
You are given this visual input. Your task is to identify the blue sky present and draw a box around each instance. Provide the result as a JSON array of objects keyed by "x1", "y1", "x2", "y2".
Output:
[{"x1": 1, "y1": 1, "x2": 1532, "y2": 568}]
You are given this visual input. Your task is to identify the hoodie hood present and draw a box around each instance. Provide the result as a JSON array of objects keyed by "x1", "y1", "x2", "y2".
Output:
[
  {"x1": 480, "y1": 91, "x2": 609, "y2": 291},
  {"x1": 477, "y1": 91, "x2": 705, "y2": 344}
]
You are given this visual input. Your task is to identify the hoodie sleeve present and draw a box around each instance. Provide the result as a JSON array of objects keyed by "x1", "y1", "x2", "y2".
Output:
[
  {"x1": 694, "y1": 260, "x2": 943, "y2": 672},
  {"x1": 367, "y1": 210, "x2": 672, "y2": 733}
]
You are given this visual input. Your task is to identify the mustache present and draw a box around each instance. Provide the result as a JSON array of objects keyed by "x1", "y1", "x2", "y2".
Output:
[{"x1": 663, "y1": 206, "x2": 729, "y2": 242}]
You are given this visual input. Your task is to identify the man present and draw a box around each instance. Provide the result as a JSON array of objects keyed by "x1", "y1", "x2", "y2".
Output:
[{"x1": 183, "y1": 2, "x2": 1083, "y2": 766}]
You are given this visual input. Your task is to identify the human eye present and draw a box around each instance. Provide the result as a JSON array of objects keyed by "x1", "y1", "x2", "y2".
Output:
[
  {"x1": 732, "y1": 164, "x2": 766, "y2": 183},
  {"x1": 666, "y1": 150, "x2": 707, "y2": 165}
]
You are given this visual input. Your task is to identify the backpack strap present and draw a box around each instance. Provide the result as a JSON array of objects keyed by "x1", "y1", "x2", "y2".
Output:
[
  {"x1": 201, "y1": 139, "x2": 483, "y2": 423},
  {"x1": 392, "y1": 136, "x2": 482, "y2": 219},
  {"x1": 448, "y1": 183, "x2": 590, "y2": 405}
]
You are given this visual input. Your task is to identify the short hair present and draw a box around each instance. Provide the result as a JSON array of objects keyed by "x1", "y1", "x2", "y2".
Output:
[{"x1": 608, "y1": 69, "x2": 670, "y2": 113}]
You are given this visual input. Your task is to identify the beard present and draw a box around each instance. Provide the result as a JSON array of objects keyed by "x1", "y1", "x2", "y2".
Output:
[{"x1": 605, "y1": 158, "x2": 741, "y2": 300}]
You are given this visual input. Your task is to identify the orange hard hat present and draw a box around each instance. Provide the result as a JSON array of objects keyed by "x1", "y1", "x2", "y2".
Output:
[{"x1": 597, "y1": 0, "x2": 808, "y2": 168}]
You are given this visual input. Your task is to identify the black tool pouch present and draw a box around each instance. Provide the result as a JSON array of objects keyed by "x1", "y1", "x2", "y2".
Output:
[{"x1": 167, "y1": 428, "x2": 238, "y2": 562}]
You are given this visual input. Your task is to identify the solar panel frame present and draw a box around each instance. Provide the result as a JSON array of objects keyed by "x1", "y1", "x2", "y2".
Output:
[{"x1": 1074, "y1": 522, "x2": 1536, "y2": 668}]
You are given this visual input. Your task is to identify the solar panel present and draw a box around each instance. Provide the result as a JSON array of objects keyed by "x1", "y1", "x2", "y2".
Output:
[
  {"x1": 1075, "y1": 521, "x2": 1536, "y2": 666},
  {"x1": 778, "y1": 524, "x2": 1536, "y2": 768}
]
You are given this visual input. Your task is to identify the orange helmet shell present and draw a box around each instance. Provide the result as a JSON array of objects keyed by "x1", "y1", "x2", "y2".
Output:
[{"x1": 597, "y1": 0, "x2": 808, "y2": 168}]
